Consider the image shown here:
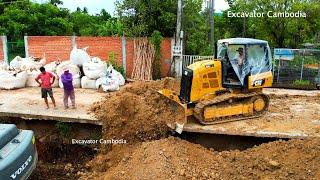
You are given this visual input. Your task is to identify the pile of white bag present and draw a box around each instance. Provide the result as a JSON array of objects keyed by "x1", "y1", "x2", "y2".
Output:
[
  {"x1": 69, "y1": 46, "x2": 126, "y2": 91},
  {"x1": 0, "y1": 61, "x2": 9, "y2": 71},
  {"x1": 10, "y1": 56, "x2": 46, "y2": 71},
  {"x1": 0, "y1": 46, "x2": 126, "y2": 91},
  {"x1": 81, "y1": 57, "x2": 107, "y2": 89},
  {"x1": 0, "y1": 71, "x2": 28, "y2": 90},
  {"x1": 0, "y1": 56, "x2": 47, "y2": 89},
  {"x1": 70, "y1": 46, "x2": 91, "y2": 66},
  {"x1": 96, "y1": 65, "x2": 125, "y2": 92}
]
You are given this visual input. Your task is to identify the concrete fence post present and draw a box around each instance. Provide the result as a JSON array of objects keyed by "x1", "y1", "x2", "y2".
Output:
[
  {"x1": 71, "y1": 33, "x2": 77, "y2": 48},
  {"x1": 2, "y1": 35, "x2": 8, "y2": 65},
  {"x1": 276, "y1": 59, "x2": 281, "y2": 83},
  {"x1": 121, "y1": 35, "x2": 127, "y2": 77},
  {"x1": 24, "y1": 35, "x2": 29, "y2": 58},
  {"x1": 300, "y1": 50, "x2": 305, "y2": 81}
]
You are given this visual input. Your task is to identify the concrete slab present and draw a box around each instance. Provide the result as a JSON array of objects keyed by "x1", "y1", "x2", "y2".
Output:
[
  {"x1": 184, "y1": 90, "x2": 320, "y2": 139},
  {"x1": 0, "y1": 88, "x2": 105, "y2": 125}
]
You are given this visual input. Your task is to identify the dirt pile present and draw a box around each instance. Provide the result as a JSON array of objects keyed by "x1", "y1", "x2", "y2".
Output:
[
  {"x1": 82, "y1": 137, "x2": 320, "y2": 180},
  {"x1": 82, "y1": 137, "x2": 226, "y2": 179},
  {"x1": 86, "y1": 79, "x2": 320, "y2": 179},
  {"x1": 90, "y1": 78, "x2": 183, "y2": 144},
  {"x1": 221, "y1": 138, "x2": 320, "y2": 179},
  {"x1": 82, "y1": 137, "x2": 320, "y2": 179}
]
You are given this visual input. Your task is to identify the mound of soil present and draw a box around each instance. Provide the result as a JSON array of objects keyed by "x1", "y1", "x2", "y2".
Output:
[
  {"x1": 86, "y1": 78, "x2": 320, "y2": 179},
  {"x1": 90, "y1": 78, "x2": 183, "y2": 145},
  {"x1": 82, "y1": 137, "x2": 320, "y2": 180}
]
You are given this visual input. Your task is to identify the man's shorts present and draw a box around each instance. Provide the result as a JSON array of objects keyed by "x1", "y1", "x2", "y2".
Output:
[{"x1": 41, "y1": 88, "x2": 53, "y2": 98}]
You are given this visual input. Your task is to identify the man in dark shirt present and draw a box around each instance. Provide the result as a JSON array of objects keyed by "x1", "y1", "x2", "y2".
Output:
[{"x1": 60, "y1": 67, "x2": 76, "y2": 109}]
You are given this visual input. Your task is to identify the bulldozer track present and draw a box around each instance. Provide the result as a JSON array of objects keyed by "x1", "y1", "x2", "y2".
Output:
[{"x1": 193, "y1": 92, "x2": 270, "y2": 125}]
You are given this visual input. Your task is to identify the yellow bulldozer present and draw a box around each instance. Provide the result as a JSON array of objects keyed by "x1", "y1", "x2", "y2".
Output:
[{"x1": 160, "y1": 38, "x2": 273, "y2": 132}]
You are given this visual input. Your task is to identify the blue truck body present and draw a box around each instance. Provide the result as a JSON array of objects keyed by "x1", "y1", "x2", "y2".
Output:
[{"x1": 0, "y1": 124, "x2": 37, "y2": 180}]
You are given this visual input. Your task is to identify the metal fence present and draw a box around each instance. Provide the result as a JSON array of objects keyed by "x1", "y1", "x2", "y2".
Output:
[
  {"x1": 182, "y1": 55, "x2": 214, "y2": 69},
  {"x1": 273, "y1": 49, "x2": 320, "y2": 88},
  {"x1": 181, "y1": 49, "x2": 320, "y2": 89},
  {"x1": 7, "y1": 41, "x2": 25, "y2": 63}
]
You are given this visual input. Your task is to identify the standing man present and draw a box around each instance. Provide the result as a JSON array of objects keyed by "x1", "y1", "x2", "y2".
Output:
[
  {"x1": 61, "y1": 66, "x2": 76, "y2": 109},
  {"x1": 35, "y1": 67, "x2": 56, "y2": 109}
]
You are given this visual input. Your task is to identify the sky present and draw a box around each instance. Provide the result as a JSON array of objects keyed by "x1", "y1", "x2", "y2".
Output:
[{"x1": 33, "y1": 0, "x2": 230, "y2": 16}]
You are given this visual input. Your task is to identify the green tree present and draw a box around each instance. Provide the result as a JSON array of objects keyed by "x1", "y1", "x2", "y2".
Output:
[
  {"x1": 49, "y1": 0, "x2": 63, "y2": 6},
  {"x1": 224, "y1": 0, "x2": 320, "y2": 48},
  {"x1": 99, "y1": 9, "x2": 111, "y2": 21},
  {"x1": 116, "y1": 0, "x2": 177, "y2": 37},
  {"x1": 96, "y1": 18, "x2": 124, "y2": 36}
]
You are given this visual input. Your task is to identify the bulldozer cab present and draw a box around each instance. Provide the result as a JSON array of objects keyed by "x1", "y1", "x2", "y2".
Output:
[{"x1": 217, "y1": 38, "x2": 272, "y2": 88}]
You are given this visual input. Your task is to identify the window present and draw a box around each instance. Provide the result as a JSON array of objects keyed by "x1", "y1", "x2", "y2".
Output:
[{"x1": 247, "y1": 45, "x2": 271, "y2": 75}]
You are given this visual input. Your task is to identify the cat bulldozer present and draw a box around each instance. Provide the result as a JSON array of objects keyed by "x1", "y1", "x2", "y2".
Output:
[{"x1": 159, "y1": 38, "x2": 273, "y2": 132}]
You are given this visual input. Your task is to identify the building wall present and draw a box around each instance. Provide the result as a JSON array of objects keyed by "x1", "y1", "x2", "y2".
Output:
[
  {"x1": 76, "y1": 37, "x2": 122, "y2": 65},
  {"x1": 27, "y1": 36, "x2": 72, "y2": 61},
  {"x1": 26, "y1": 36, "x2": 172, "y2": 78},
  {"x1": 0, "y1": 37, "x2": 4, "y2": 61}
]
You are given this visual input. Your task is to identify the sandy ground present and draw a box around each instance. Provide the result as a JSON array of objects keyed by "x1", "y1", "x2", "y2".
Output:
[
  {"x1": 83, "y1": 79, "x2": 320, "y2": 179},
  {"x1": 264, "y1": 88, "x2": 320, "y2": 96},
  {"x1": 1, "y1": 84, "x2": 319, "y2": 137},
  {"x1": 184, "y1": 95, "x2": 320, "y2": 138},
  {"x1": 184, "y1": 88, "x2": 320, "y2": 138},
  {"x1": 0, "y1": 87, "x2": 105, "y2": 124}
]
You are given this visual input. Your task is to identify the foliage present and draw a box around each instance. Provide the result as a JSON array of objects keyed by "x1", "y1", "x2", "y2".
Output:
[
  {"x1": 150, "y1": 30, "x2": 163, "y2": 79},
  {"x1": 7, "y1": 40, "x2": 24, "y2": 62},
  {"x1": 183, "y1": 0, "x2": 212, "y2": 55},
  {"x1": 288, "y1": 56, "x2": 320, "y2": 67},
  {"x1": 0, "y1": 0, "x2": 319, "y2": 57},
  {"x1": 96, "y1": 18, "x2": 124, "y2": 36},
  {"x1": 108, "y1": 51, "x2": 125, "y2": 77},
  {"x1": 293, "y1": 79, "x2": 311, "y2": 86},
  {"x1": 223, "y1": 0, "x2": 320, "y2": 48},
  {"x1": 115, "y1": 0, "x2": 177, "y2": 37},
  {"x1": 0, "y1": 1, "x2": 121, "y2": 40},
  {"x1": 55, "y1": 122, "x2": 72, "y2": 137}
]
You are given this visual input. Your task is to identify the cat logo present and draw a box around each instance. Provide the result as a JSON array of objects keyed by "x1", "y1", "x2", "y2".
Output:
[{"x1": 253, "y1": 79, "x2": 263, "y2": 86}]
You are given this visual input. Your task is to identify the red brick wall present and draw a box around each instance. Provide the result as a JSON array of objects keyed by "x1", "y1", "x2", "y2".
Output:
[
  {"x1": 125, "y1": 38, "x2": 135, "y2": 77},
  {"x1": 160, "y1": 38, "x2": 172, "y2": 77},
  {"x1": 76, "y1": 37, "x2": 122, "y2": 65},
  {"x1": 0, "y1": 37, "x2": 4, "y2": 61},
  {"x1": 27, "y1": 36, "x2": 172, "y2": 78},
  {"x1": 28, "y1": 36, "x2": 72, "y2": 62}
]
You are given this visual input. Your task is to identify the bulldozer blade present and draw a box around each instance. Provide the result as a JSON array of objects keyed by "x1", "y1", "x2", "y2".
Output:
[{"x1": 156, "y1": 89, "x2": 187, "y2": 133}]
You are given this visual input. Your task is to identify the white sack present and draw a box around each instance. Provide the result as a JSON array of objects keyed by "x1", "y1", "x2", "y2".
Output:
[
  {"x1": 81, "y1": 76, "x2": 96, "y2": 89},
  {"x1": 0, "y1": 71, "x2": 27, "y2": 90},
  {"x1": 106, "y1": 65, "x2": 125, "y2": 86},
  {"x1": 10, "y1": 56, "x2": 46, "y2": 71},
  {"x1": 95, "y1": 76, "x2": 120, "y2": 92},
  {"x1": 56, "y1": 61, "x2": 80, "y2": 77},
  {"x1": 44, "y1": 61, "x2": 60, "y2": 73},
  {"x1": 70, "y1": 46, "x2": 91, "y2": 66},
  {"x1": 83, "y1": 58, "x2": 107, "y2": 79}
]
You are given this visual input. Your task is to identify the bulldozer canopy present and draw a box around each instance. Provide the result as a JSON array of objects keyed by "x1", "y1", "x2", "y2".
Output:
[{"x1": 217, "y1": 38, "x2": 272, "y2": 85}]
